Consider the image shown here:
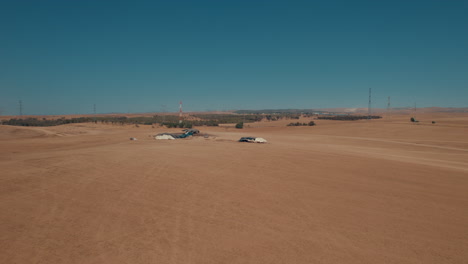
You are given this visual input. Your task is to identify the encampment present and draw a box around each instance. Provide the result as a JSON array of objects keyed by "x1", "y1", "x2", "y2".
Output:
[{"x1": 154, "y1": 129, "x2": 198, "y2": 140}]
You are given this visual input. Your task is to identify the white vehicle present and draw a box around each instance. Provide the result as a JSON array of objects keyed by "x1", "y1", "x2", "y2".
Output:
[{"x1": 239, "y1": 137, "x2": 267, "y2": 143}]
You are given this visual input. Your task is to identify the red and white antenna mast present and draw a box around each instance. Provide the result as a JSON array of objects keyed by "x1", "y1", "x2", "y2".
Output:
[{"x1": 179, "y1": 101, "x2": 183, "y2": 123}]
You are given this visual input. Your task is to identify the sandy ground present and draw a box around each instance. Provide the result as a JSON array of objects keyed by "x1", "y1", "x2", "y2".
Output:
[{"x1": 1, "y1": 114, "x2": 467, "y2": 264}]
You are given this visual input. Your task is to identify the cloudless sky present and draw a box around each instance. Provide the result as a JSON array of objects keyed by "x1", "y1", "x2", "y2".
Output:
[{"x1": 1, "y1": 0, "x2": 467, "y2": 115}]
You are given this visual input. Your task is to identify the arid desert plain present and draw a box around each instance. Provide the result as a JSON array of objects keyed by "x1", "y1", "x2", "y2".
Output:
[{"x1": 1, "y1": 113, "x2": 467, "y2": 264}]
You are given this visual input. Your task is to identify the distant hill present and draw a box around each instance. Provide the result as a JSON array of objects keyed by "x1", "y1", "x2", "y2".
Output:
[{"x1": 2, "y1": 107, "x2": 467, "y2": 120}]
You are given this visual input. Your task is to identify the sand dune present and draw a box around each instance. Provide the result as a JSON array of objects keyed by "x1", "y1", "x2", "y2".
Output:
[
  {"x1": 0, "y1": 126, "x2": 52, "y2": 140},
  {"x1": 1, "y1": 113, "x2": 467, "y2": 263}
]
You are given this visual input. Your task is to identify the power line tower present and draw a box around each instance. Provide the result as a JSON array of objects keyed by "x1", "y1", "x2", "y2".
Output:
[
  {"x1": 414, "y1": 101, "x2": 417, "y2": 117},
  {"x1": 92, "y1": 104, "x2": 97, "y2": 123},
  {"x1": 387, "y1": 96, "x2": 391, "y2": 119},
  {"x1": 19, "y1": 100, "x2": 23, "y2": 116},
  {"x1": 367, "y1": 88, "x2": 372, "y2": 120},
  {"x1": 161, "y1": 104, "x2": 167, "y2": 123},
  {"x1": 179, "y1": 101, "x2": 183, "y2": 124}
]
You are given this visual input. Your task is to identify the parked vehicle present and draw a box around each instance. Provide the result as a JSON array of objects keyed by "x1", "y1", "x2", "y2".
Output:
[{"x1": 239, "y1": 137, "x2": 267, "y2": 143}]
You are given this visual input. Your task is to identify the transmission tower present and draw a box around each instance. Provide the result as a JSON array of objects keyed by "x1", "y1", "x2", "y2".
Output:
[
  {"x1": 367, "y1": 88, "x2": 372, "y2": 120},
  {"x1": 91, "y1": 104, "x2": 97, "y2": 123},
  {"x1": 179, "y1": 101, "x2": 183, "y2": 124},
  {"x1": 387, "y1": 96, "x2": 391, "y2": 118},
  {"x1": 19, "y1": 100, "x2": 23, "y2": 116},
  {"x1": 160, "y1": 104, "x2": 167, "y2": 123}
]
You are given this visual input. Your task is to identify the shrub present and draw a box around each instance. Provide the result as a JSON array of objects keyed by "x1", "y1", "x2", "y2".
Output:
[
  {"x1": 318, "y1": 115, "x2": 382, "y2": 121},
  {"x1": 287, "y1": 121, "x2": 316, "y2": 127}
]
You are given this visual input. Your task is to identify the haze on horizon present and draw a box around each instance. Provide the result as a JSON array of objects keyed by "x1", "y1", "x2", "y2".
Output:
[{"x1": 1, "y1": 0, "x2": 467, "y2": 115}]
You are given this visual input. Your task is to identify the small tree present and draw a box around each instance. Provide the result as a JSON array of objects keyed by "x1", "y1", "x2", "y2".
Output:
[
  {"x1": 235, "y1": 122, "x2": 243, "y2": 129},
  {"x1": 308, "y1": 121, "x2": 316, "y2": 126}
]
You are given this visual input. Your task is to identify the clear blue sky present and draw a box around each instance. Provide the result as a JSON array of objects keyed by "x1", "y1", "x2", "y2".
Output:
[{"x1": 1, "y1": 0, "x2": 467, "y2": 115}]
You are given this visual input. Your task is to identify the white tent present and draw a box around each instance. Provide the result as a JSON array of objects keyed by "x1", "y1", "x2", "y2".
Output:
[
  {"x1": 254, "y1": 137, "x2": 267, "y2": 143},
  {"x1": 155, "y1": 134, "x2": 175, "y2": 140}
]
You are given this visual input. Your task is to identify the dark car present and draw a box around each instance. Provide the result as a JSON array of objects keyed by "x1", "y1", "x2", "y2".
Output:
[
  {"x1": 239, "y1": 137, "x2": 256, "y2": 142},
  {"x1": 182, "y1": 129, "x2": 200, "y2": 134}
]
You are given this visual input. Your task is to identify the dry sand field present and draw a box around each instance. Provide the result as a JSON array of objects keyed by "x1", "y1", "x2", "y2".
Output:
[{"x1": 1, "y1": 114, "x2": 467, "y2": 263}]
